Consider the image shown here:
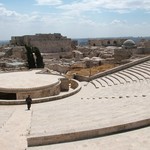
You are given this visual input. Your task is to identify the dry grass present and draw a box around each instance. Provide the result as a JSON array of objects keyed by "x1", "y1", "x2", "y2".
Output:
[{"x1": 66, "y1": 64, "x2": 118, "y2": 79}]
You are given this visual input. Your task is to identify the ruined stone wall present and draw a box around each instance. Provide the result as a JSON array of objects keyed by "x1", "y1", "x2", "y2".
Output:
[
  {"x1": 29, "y1": 39, "x2": 72, "y2": 53},
  {"x1": 136, "y1": 40, "x2": 150, "y2": 54},
  {"x1": 11, "y1": 36, "x2": 24, "y2": 46},
  {"x1": 46, "y1": 64, "x2": 70, "y2": 74},
  {"x1": 114, "y1": 48, "x2": 132, "y2": 63},
  {"x1": 42, "y1": 51, "x2": 73, "y2": 60},
  {"x1": 88, "y1": 39, "x2": 126, "y2": 47},
  {"x1": 11, "y1": 33, "x2": 72, "y2": 53},
  {"x1": 11, "y1": 46, "x2": 27, "y2": 60},
  {"x1": 60, "y1": 78, "x2": 69, "y2": 91},
  {"x1": 42, "y1": 53, "x2": 60, "y2": 59},
  {"x1": 141, "y1": 40, "x2": 150, "y2": 48},
  {"x1": 70, "y1": 79, "x2": 79, "y2": 89}
]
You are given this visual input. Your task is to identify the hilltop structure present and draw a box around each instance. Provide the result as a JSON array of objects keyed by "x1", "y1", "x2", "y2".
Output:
[
  {"x1": 88, "y1": 38, "x2": 126, "y2": 47},
  {"x1": 122, "y1": 39, "x2": 137, "y2": 49},
  {"x1": 10, "y1": 33, "x2": 73, "y2": 53}
]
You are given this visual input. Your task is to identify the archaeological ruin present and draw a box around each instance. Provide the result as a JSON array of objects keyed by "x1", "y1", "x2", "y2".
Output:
[
  {"x1": 0, "y1": 34, "x2": 150, "y2": 149},
  {"x1": 10, "y1": 33, "x2": 73, "y2": 53},
  {"x1": 0, "y1": 34, "x2": 150, "y2": 100},
  {"x1": 0, "y1": 70, "x2": 64, "y2": 100},
  {"x1": 88, "y1": 38, "x2": 127, "y2": 47}
]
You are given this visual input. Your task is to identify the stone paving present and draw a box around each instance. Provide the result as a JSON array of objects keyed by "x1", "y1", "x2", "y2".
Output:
[
  {"x1": 0, "y1": 70, "x2": 60, "y2": 89},
  {"x1": 28, "y1": 126, "x2": 150, "y2": 150},
  {"x1": 0, "y1": 60, "x2": 150, "y2": 150},
  {"x1": 27, "y1": 79, "x2": 150, "y2": 147},
  {"x1": 0, "y1": 105, "x2": 31, "y2": 150}
]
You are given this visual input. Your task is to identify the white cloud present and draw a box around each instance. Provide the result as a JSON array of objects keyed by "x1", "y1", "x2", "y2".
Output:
[
  {"x1": 0, "y1": 5, "x2": 42, "y2": 23},
  {"x1": 58, "y1": 0, "x2": 150, "y2": 13},
  {"x1": 1, "y1": 1, "x2": 150, "y2": 40},
  {"x1": 111, "y1": 19, "x2": 127, "y2": 25},
  {"x1": 0, "y1": 7, "x2": 19, "y2": 17},
  {"x1": 58, "y1": 0, "x2": 103, "y2": 13},
  {"x1": 111, "y1": 19, "x2": 122, "y2": 25},
  {"x1": 35, "y1": 0, "x2": 62, "y2": 6}
]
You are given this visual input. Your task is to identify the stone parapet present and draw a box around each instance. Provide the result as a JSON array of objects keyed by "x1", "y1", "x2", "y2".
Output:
[
  {"x1": 16, "y1": 81, "x2": 61, "y2": 99},
  {"x1": 74, "y1": 55, "x2": 150, "y2": 81},
  {"x1": 27, "y1": 118, "x2": 150, "y2": 147},
  {"x1": 88, "y1": 38, "x2": 126, "y2": 47},
  {"x1": 60, "y1": 78, "x2": 69, "y2": 91},
  {"x1": 0, "y1": 79, "x2": 81, "y2": 105},
  {"x1": 70, "y1": 79, "x2": 80, "y2": 89},
  {"x1": 10, "y1": 33, "x2": 72, "y2": 53}
]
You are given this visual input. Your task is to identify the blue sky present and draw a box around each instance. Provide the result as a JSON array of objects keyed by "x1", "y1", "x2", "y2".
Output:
[{"x1": 0, "y1": 0, "x2": 150, "y2": 40}]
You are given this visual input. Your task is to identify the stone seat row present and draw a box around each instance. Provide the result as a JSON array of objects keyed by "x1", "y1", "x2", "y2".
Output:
[
  {"x1": 88, "y1": 60, "x2": 150, "y2": 89},
  {"x1": 27, "y1": 60, "x2": 150, "y2": 148},
  {"x1": 27, "y1": 88, "x2": 150, "y2": 147},
  {"x1": 92, "y1": 81, "x2": 150, "y2": 98}
]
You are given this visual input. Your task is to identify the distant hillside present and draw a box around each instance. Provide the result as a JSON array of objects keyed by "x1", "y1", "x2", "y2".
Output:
[
  {"x1": 76, "y1": 37, "x2": 150, "y2": 46},
  {"x1": 72, "y1": 38, "x2": 88, "y2": 46},
  {"x1": 0, "y1": 40, "x2": 9, "y2": 46}
]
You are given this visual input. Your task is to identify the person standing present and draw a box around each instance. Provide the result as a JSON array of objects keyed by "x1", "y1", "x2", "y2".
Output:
[{"x1": 26, "y1": 95, "x2": 32, "y2": 110}]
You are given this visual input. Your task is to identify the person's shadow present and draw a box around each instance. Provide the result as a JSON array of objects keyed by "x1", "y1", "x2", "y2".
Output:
[{"x1": 25, "y1": 109, "x2": 31, "y2": 111}]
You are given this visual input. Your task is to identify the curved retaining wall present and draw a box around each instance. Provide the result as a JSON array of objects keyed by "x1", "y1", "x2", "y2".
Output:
[
  {"x1": 74, "y1": 55, "x2": 150, "y2": 82},
  {"x1": 27, "y1": 118, "x2": 150, "y2": 147},
  {"x1": 70, "y1": 79, "x2": 79, "y2": 89},
  {"x1": 0, "y1": 79, "x2": 81, "y2": 105},
  {"x1": 17, "y1": 81, "x2": 61, "y2": 99}
]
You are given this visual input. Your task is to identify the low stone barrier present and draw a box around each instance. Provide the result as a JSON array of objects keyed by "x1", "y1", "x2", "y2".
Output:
[
  {"x1": 0, "y1": 79, "x2": 81, "y2": 105},
  {"x1": 27, "y1": 118, "x2": 150, "y2": 147},
  {"x1": 70, "y1": 79, "x2": 79, "y2": 89},
  {"x1": 60, "y1": 78, "x2": 69, "y2": 91},
  {"x1": 75, "y1": 55, "x2": 150, "y2": 81}
]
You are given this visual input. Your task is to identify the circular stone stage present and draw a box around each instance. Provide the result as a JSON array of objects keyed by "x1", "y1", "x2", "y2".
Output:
[{"x1": 0, "y1": 70, "x2": 62, "y2": 100}]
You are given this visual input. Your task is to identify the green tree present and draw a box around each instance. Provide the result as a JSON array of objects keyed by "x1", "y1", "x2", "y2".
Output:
[
  {"x1": 33, "y1": 47, "x2": 44, "y2": 68},
  {"x1": 25, "y1": 45, "x2": 36, "y2": 69}
]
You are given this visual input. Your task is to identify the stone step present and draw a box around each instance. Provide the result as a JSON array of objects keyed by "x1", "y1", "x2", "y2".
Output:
[
  {"x1": 27, "y1": 126, "x2": 150, "y2": 150},
  {"x1": 27, "y1": 95, "x2": 150, "y2": 147}
]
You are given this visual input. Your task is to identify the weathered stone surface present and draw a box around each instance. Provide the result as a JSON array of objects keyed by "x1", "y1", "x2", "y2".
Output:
[
  {"x1": 60, "y1": 78, "x2": 69, "y2": 91},
  {"x1": 114, "y1": 48, "x2": 132, "y2": 63},
  {"x1": 0, "y1": 70, "x2": 63, "y2": 99},
  {"x1": 10, "y1": 33, "x2": 72, "y2": 53},
  {"x1": 88, "y1": 38, "x2": 126, "y2": 47}
]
